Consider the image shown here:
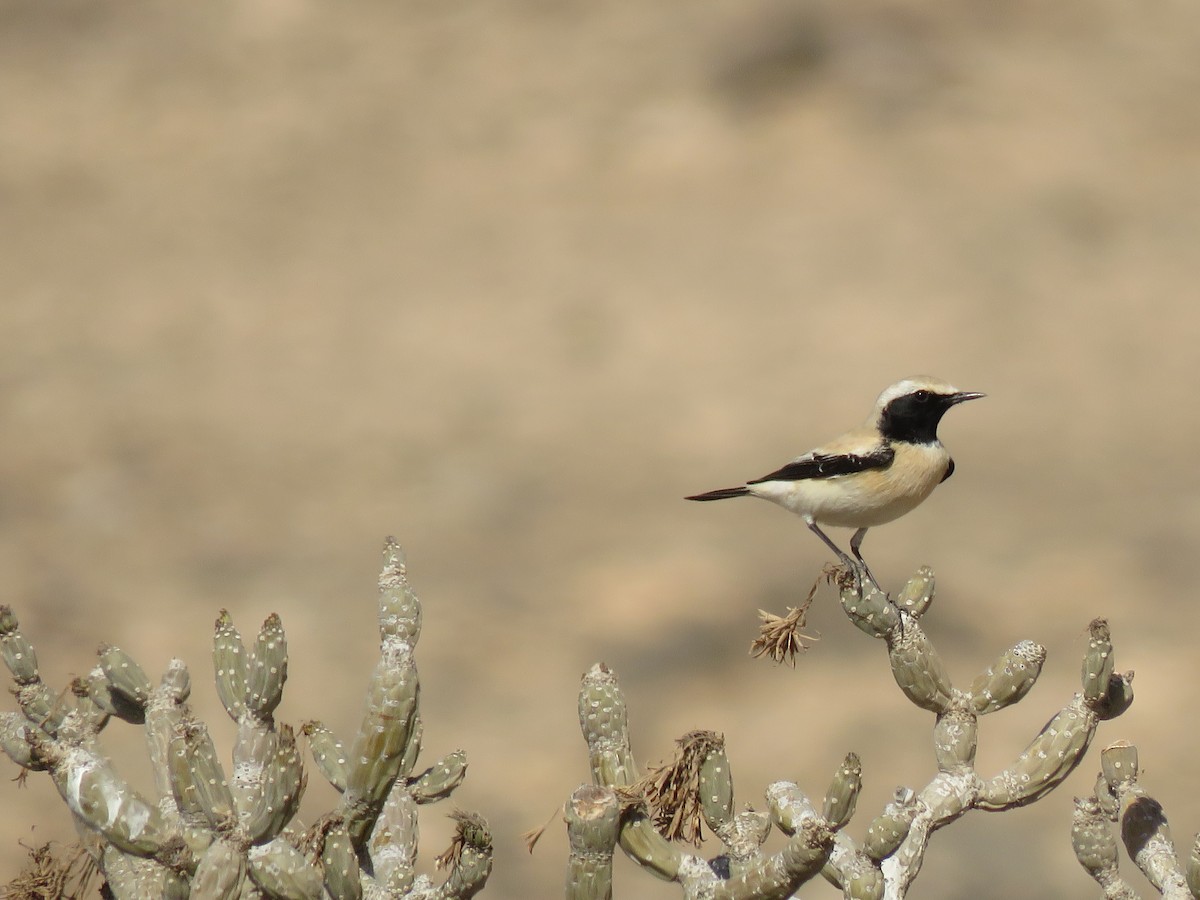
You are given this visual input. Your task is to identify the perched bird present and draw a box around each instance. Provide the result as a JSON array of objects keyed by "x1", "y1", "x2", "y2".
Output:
[{"x1": 686, "y1": 376, "x2": 984, "y2": 586}]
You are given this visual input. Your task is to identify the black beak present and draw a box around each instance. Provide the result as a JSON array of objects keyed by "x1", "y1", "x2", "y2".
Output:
[{"x1": 947, "y1": 391, "x2": 986, "y2": 405}]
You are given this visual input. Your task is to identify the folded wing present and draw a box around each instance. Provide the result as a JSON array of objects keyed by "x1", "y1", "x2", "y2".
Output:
[{"x1": 748, "y1": 446, "x2": 895, "y2": 483}]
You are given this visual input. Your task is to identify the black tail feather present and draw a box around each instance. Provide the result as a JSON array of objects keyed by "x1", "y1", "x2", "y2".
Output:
[{"x1": 685, "y1": 486, "x2": 750, "y2": 501}]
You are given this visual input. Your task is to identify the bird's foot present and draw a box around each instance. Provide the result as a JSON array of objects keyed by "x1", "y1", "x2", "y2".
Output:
[{"x1": 831, "y1": 555, "x2": 884, "y2": 596}]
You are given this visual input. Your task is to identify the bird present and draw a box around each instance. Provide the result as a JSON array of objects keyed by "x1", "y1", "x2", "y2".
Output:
[{"x1": 686, "y1": 376, "x2": 984, "y2": 587}]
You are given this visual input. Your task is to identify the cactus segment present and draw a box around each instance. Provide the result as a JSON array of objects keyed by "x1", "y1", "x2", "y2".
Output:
[
  {"x1": 0, "y1": 619, "x2": 39, "y2": 685},
  {"x1": 168, "y1": 718, "x2": 235, "y2": 830},
  {"x1": 977, "y1": 697, "x2": 1096, "y2": 810},
  {"x1": 838, "y1": 577, "x2": 901, "y2": 639},
  {"x1": 190, "y1": 838, "x2": 247, "y2": 899},
  {"x1": 698, "y1": 738, "x2": 735, "y2": 834},
  {"x1": 379, "y1": 536, "x2": 423, "y2": 646},
  {"x1": 932, "y1": 709, "x2": 978, "y2": 771},
  {"x1": 301, "y1": 719, "x2": 348, "y2": 792},
  {"x1": 99, "y1": 643, "x2": 153, "y2": 711},
  {"x1": 710, "y1": 818, "x2": 833, "y2": 900},
  {"x1": 248, "y1": 837, "x2": 325, "y2": 899},
  {"x1": 0, "y1": 711, "x2": 42, "y2": 769},
  {"x1": 863, "y1": 790, "x2": 919, "y2": 862},
  {"x1": 410, "y1": 748, "x2": 468, "y2": 804},
  {"x1": 245, "y1": 613, "x2": 287, "y2": 720},
  {"x1": 895, "y1": 567, "x2": 936, "y2": 617},
  {"x1": 212, "y1": 610, "x2": 248, "y2": 721},
  {"x1": 969, "y1": 640, "x2": 1046, "y2": 715},
  {"x1": 370, "y1": 787, "x2": 419, "y2": 894},
  {"x1": 1071, "y1": 796, "x2": 1121, "y2": 886},
  {"x1": 436, "y1": 810, "x2": 494, "y2": 899},
  {"x1": 578, "y1": 663, "x2": 637, "y2": 788},
  {"x1": 1082, "y1": 619, "x2": 1116, "y2": 705},
  {"x1": 822, "y1": 753, "x2": 862, "y2": 830},
  {"x1": 40, "y1": 741, "x2": 170, "y2": 855},
  {"x1": 565, "y1": 784, "x2": 620, "y2": 900},
  {"x1": 342, "y1": 642, "x2": 420, "y2": 832},
  {"x1": 888, "y1": 628, "x2": 954, "y2": 714},
  {"x1": 245, "y1": 723, "x2": 306, "y2": 844},
  {"x1": 318, "y1": 818, "x2": 362, "y2": 900}
]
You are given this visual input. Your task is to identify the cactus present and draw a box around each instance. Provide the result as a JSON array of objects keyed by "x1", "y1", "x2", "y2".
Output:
[
  {"x1": 0, "y1": 537, "x2": 490, "y2": 898},
  {"x1": 567, "y1": 564, "x2": 1132, "y2": 899},
  {"x1": 1072, "y1": 740, "x2": 1200, "y2": 898}
]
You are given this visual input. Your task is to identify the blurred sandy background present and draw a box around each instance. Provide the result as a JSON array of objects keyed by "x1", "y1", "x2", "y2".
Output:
[{"x1": 4, "y1": 0, "x2": 1200, "y2": 896}]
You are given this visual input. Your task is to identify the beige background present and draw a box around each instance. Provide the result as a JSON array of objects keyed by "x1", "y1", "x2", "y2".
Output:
[{"x1": 4, "y1": 1, "x2": 1200, "y2": 897}]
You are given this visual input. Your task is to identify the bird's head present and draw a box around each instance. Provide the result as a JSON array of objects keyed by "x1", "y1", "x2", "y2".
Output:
[{"x1": 872, "y1": 376, "x2": 984, "y2": 444}]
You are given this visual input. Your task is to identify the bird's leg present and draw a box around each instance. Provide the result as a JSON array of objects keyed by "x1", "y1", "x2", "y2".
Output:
[
  {"x1": 849, "y1": 527, "x2": 882, "y2": 591},
  {"x1": 805, "y1": 518, "x2": 859, "y2": 578}
]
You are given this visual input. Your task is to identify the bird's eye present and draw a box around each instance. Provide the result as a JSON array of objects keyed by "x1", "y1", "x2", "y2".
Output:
[{"x1": 912, "y1": 390, "x2": 931, "y2": 402}]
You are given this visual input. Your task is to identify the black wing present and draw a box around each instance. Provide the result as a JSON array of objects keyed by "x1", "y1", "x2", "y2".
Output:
[{"x1": 747, "y1": 446, "x2": 895, "y2": 483}]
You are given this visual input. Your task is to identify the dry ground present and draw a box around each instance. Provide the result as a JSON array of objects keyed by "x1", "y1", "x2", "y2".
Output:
[{"x1": 4, "y1": 1, "x2": 1200, "y2": 897}]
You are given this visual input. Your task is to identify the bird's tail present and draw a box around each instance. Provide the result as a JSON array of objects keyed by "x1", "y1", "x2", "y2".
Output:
[{"x1": 685, "y1": 486, "x2": 750, "y2": 501}]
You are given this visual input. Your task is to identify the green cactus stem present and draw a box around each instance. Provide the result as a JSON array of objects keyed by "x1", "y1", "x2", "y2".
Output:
[
  {"x1": 822, "y1": 753, "x2": 862, "y2": 831},
  {"x1": 969, "y1": 640, "x2": 1046, "y2": 715},
  {"x1": 837, "y1": 574, "x2": 901, "y2": 639},
  {"x1": 301, "y1": 719, "x2": 349, "y2": 792},
  {"x1": 697, "y1": 737, "x2": 735, "y2": 836},
  {"x1": 98, "y1": 643, "x2": 153, "y2": 713},
  {"x1": 716, "y1": 811, "x2": 771, "y2": 878},
  {"x1": 886, "y1": 624, "x2": 955, "y2": 714},
  {"x1": 341, "y1": 639, "x2": 421, "y2": 844},
  {"x1": 248, "y1": 836, "x2": 324, "y2": 899},
  {"x1": 710, "y1": 817, "x2": 834, "y2": 900},
  {"x1": 190, "y1": 838, "x2": 248, "y2": 899},
  {"x1": 369, "y1": 788, "x2": 420, "y2": 894},
  {"x1": 1082, "y1": 619, "x2": 1116, "y2": 705},
  {"x1": 313, "y1": 817, "x2": 362, "y2": 900},
  {"x1": 212, "y1": 609, "x2": 248, "y2": 721},
  {"x1": 862, "y1": 789, "x2": 918, "y2": 863},
  {"x1": 894, "y1": 567, "x2": 935, "y2": 617},
  {"x1": 578, "y1": 663, "x2": 637, "y2": 788},
  {"x1": 167, "y1": 717, "x2": 234, "y2": 831},
  {"x1": 245, "y1": 613, "x2": 288, "y2": 720},
  {"x1": 932, "y1": 707, "x2": 978, "y2": 771},
  {"x1": 1187, "y1": 834, "x2": 1200, "y2": 900},
  {"x1": 0, "y1": 606, "x2": 39, "y2": 685},
  {"x1": 410, "y1": 749, "x2": 468, "y2": 804},
  {"x1": 379, "y1": 536, "x2": 423, "y2": 646},
  {"x1": 243, "y1": 722, "x2": 306, "y2": 844},
  {"x1": 1, "y1": 536, "x2": 487, "y2": 898},
  {"x1": 1071, "y1": 795, "x2": 1136, "y2": 899},
  {"x1": 564, "y1": 784, "x2": 620, "y2": 900},
  {"x1": 435, "y1": 810, "x2": 494, "y2": 899},
  {"x1": 1104, "y1": 743, "x2": 1189, "y2": 896}
]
